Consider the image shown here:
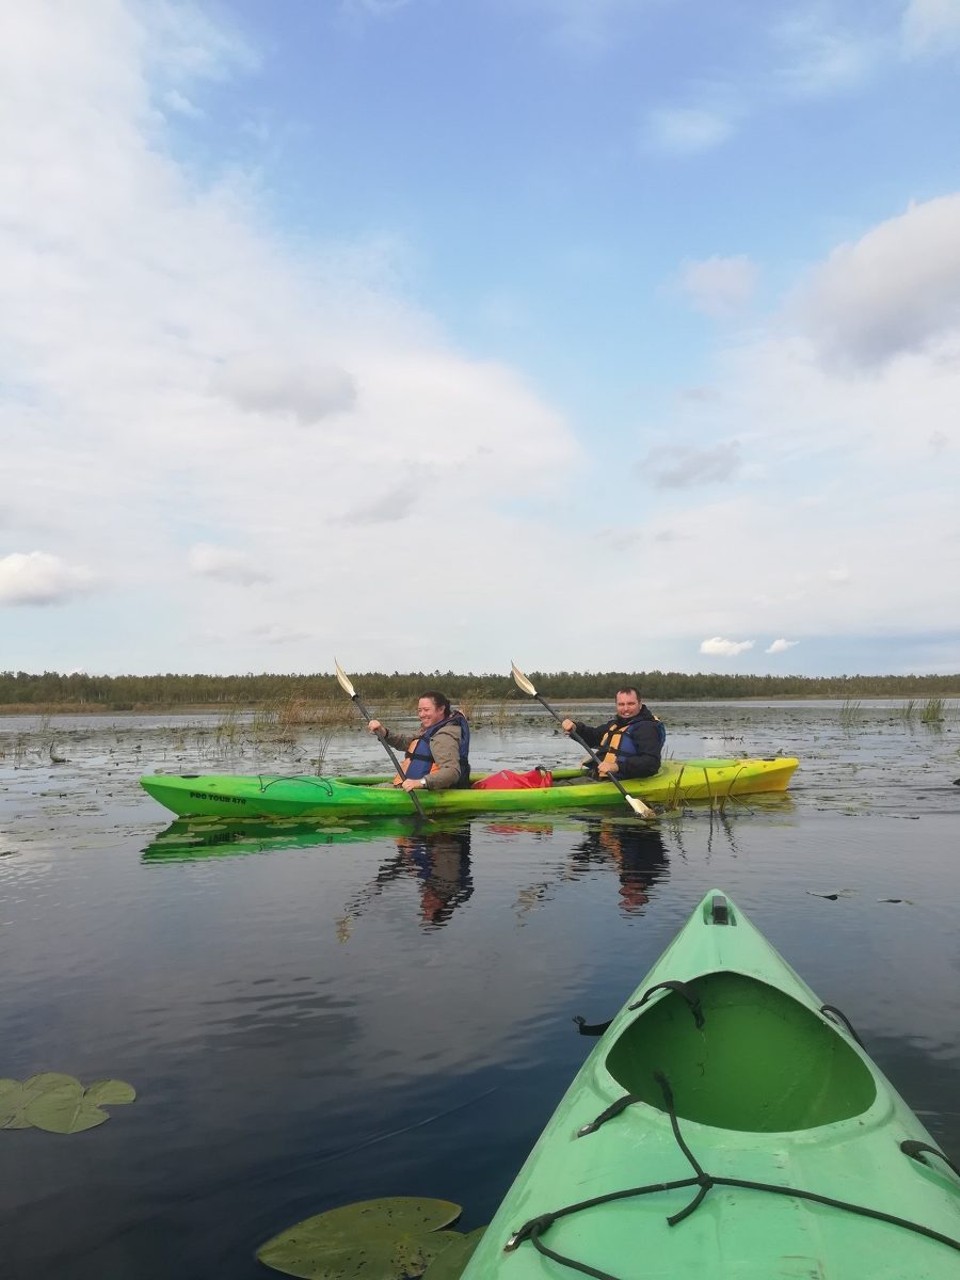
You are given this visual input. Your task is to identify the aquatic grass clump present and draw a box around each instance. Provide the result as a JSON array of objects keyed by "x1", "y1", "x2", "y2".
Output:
[
  {"x1": 920, "y1": 697, "x2": 945, "y2": 726},
  {"x1": 839, "y1": 699, "x2": 862, "y2": 728}
]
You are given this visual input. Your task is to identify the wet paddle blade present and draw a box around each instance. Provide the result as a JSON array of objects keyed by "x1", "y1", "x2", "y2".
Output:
[
  {"x1": 510, "y1": 661, "x2": 538, "y2": 698},
  {"x1": 334, "y1": 658, "x2": 357, "y2": 700},
  {"x1": 627, "y1": 794, "x2": 656, "y2": 820}
]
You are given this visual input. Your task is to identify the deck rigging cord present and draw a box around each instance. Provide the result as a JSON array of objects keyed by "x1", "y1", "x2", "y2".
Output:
[{"x1": 503, "y1": 992, "x2": 960, "y2": 1278}]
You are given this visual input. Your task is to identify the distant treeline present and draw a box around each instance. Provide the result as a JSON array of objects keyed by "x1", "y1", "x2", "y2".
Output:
[{"x1": 2, "y1": 669, "x2": 960, "y2": 710}]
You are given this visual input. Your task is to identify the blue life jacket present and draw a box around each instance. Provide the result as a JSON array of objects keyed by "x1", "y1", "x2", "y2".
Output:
[{"x1": 398, "y1": 711, "x2": 471, "y2": 788}]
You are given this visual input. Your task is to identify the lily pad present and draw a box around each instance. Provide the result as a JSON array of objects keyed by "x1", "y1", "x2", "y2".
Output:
[
  {"x1": 25, "y1": 1080, "x2": 106, "y2": 1134},
  {"x1": 257, "y1": 1197, "x2": 463, "y2": 1280},
  {"x1": 85, "y1": 1079, "x2": 137, "y2": 1106},
  {"x1": 0, "y1": 1079, "x2": 27, "y2": 1129},
  {"x1": 1, "y1": 1073, "x2": 79, "y2": 1129},
  {"x1": 1, "y1": 1074, "x2": 136, "y2": 1133},
  {"x1": 422, "y1": 1227, "x2": 486, "y2": 1278}
]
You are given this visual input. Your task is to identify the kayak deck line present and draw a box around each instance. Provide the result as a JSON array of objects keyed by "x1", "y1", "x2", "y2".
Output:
[
  {"x1": 462, "y1": 890, "x2": 960, "y2": 1278},
  {"x1": 140, "y1": 757, "x2": 800, "y2": 820},
  {"x1": 505, "y1": 1065, "x2": 960, "y2": 1274}
]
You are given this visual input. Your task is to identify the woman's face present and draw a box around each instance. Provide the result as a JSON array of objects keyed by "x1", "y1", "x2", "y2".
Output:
[{"x1": 417, "y1": 697, "x2": 446, "y2": 729}]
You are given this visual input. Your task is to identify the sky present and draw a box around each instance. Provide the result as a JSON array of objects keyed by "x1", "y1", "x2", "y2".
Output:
[{"x1": 2, "y1": 0, "x2": 959, "y2": 679}]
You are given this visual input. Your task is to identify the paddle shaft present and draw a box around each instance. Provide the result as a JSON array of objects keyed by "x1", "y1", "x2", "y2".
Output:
[
  {"x1": 533, "y1": 692, "x2": 654, "y2": 819},
  {"x1": 346, "y1": 692, "x2": 429, "y2": 822}
]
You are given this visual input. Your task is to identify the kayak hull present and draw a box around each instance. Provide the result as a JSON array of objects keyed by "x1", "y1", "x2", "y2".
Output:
[
  {"x1": 139, "y1": 757, "x2": 798, "y2": 820},
  {"x1": 462, "y1": 890, "x2": 960, "y2": 1278}
]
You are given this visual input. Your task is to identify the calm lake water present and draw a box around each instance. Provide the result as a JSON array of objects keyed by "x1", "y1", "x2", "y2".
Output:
[{"x1": 2, "y1": 701, "x2": 960, "y2": 1279}]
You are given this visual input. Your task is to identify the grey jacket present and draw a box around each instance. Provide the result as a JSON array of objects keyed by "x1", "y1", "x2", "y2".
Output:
[{"x1": 383, "y1": 722, "x2": 464, "y2": 791}]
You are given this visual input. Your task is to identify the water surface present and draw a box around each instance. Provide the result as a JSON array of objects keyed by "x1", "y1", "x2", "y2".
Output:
[{"x1": 2, "y1": 702, "x2": 959, "y2": 1278}]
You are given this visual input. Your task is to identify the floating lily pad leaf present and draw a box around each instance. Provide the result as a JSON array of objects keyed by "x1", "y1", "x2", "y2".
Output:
[
  {"x1": 23, "y1": 1072, "x2": 79, "y2": 1093},
  {"x1": 257, "y1": 1198, "x2": 462, "y2": 1280},
  {"x1": 0, "y1": 1081, "x2": 27, "y2": 1129},
  {"x1": 84, "y1": 1079, "x2": 137, "y2": 1106},
  {"x1": 1, "y1": 1074, "x2": 80, "y2": 1129},
  {"x1": 422, "y1": 1227, "x2": 486, "y2": 1278},
  {"x1": 258, "y1": 1231, "x2": 462, "y2": 1280},
  {"x1": 4, "y1": 1075, "x2": 138, "y2": 1134},
  {"x1": 25, "y1": 1080, "x2": 108, "y2": 1134}
]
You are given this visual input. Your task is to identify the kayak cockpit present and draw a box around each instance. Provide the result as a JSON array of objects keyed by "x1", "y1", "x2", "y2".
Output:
[{"x1": 605, "y1": 971, "x2": 877, "y2": 1132}]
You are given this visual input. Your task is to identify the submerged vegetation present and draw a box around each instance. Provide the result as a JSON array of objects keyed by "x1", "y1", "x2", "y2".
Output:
[{"x1": 2, "y1": 669, "x2": 960, "y2": 713}]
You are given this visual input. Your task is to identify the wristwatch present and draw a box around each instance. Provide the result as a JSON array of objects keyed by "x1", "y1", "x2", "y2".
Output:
[{"x1": 420, "y1": 779, "x2": 427, "y2": 789}]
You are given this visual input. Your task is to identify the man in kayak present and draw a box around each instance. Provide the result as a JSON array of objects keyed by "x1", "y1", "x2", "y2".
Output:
[
  {"x1": 367, "y1": 691, "x2": 471, "y2": 791},
  {"x1": 561, "y1": 687, "x2": 663, "y2": 780}
]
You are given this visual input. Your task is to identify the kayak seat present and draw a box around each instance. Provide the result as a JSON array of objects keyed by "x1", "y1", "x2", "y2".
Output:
[{"x1": 605, "y1": 971, "x2": 877, "y2": 1133}]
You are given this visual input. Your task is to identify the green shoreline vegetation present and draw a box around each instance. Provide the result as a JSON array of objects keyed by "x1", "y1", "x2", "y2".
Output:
[{"x1": 1, "y1": 669, "x2": 960, "y2": 716}]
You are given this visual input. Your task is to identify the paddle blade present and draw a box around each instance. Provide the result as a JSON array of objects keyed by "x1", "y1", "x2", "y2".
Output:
[
  {"x1": 510, "y1": 661, "x2": 538, "y2": 698},
  {"x1": 334, "y1": 658, "x2": 357, "y2": 700},
  {"x1": 627, "y1": 795, "x2": 656, "y2": 819}
]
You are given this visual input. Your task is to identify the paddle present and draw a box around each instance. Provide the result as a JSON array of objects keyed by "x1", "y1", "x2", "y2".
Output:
[
  {"x1": 510, "y1": 661, "x2": 656, "y2": 819},
  {"x1": 333, "y1": 659, "x2": 429, "y2": 821}
]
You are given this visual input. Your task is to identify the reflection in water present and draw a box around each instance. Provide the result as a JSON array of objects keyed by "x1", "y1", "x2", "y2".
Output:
[
  {"x1": 142, "y1": 816, "x2": 475, "y2": 931},
  {"x1": 141, "y1": 816, "x2": 429, "y2": 861},
  {"x1": 570, "y1": 817, "x2": 670, "y2": 913},
  {"x1": 338, "y1": 826, "x2": 473, "y2": 933}
]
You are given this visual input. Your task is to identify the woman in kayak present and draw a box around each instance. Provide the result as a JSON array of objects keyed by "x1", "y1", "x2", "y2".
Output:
[
  {"x1": 561, "y1": 686, "x2": 663, "y2": 780},
  {"x1": 367, "y1": 691, "x2": 471, "y2": 791}
]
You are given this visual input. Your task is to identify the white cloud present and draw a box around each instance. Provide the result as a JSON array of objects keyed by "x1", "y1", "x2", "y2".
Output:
[
  {"x1": 213, "y1": 356, "x2": 358, "y2": 424},
  {"x1": 677, "y1": 255, "x2": 758, "y2": 317},
  {"x1": 772, "y1": 12, "x2": 878, "y2": 97},
  {"x1": 0, "y1": 1, "x2": 580, "y2": 672},
  {"x1": 344, "y1": 483, "x2": 417, "y2": 525},
  {"x1": 766, "y1": 638, "x2": 799, "y2": 654},
  {"x1": 340, "y1": 0, "x2": 411, "y2": 14},
  {"x1": 646, "y1": 441, "x2": 742, "y2": 488},
  {"x1": 512, "y1": 0, "x2": 647, "y2": 54},
  {"x1": 700, "y1": 637, "x2": 755, "y2": 657},
  {"x1": 248, "y1": 623, "x2": 312, "y2": 645},
  {"x1": 902, "y1": 0, "x2": 960, "y2": 57},
  {"x1": 796, "y1": 194, "x2": 960, "y2": 367},
  {"x1": 187, "y1": 545, "x2": 270, "y2": 586},
  {"x1": 646, "y1": 107, "x2": 735, "y2": 154},
  {"x1": 162, "y1": 88, "x2": 201, "y2": 118},
  {"x1": 0, "y1": 552, "x2": 96, "y2": 606}
]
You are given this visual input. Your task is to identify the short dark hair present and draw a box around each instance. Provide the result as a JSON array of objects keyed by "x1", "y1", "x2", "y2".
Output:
[
  {"x1": 419, "y1": 690, "x2": 451, "y2": 716},
  {"x1": 617, "y1": 686, "x2": 641, "y2": 700}
]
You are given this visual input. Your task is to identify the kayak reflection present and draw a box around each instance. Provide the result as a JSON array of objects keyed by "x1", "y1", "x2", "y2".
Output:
[
  {"x1": 140, "y1": 815, "x2": 425, "y2": 861},
  {"x1": 570, "y1": 817, "x2": 670, "y2": 913},
  {"x1": 142, "y1": 816, "x2": 475, "y2": 932}
]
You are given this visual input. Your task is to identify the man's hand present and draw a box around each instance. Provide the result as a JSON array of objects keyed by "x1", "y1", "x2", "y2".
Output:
[
  {"x1": 561, "y1": 718, "x2": 575, "y2": 734},
  {"x1": 367, "y1": 719, "x2": 384, "y2": 736},
  {"x1": 400, "y1": 777, "x2": 425, "y2": 793},
  {"x1": 597, "y1": 759, "x2": 618, "y2": 777}
]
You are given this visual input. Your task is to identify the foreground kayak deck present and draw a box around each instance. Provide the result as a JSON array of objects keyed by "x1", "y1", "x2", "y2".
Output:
[
  {"x1": 462, "y1": 890, "x2": 960, "y2": 1278},
  {"x1": 139, "y1": 757, "x2": 798, "y2": 819}
]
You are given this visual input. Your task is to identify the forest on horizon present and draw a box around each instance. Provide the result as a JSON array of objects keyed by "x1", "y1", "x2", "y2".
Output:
[{"x1": 2, "y1": 668, "x2": 960, "y2": 711}]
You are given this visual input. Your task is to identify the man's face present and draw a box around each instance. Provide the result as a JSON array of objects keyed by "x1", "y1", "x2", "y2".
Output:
[
  {"x1": 615, "y1": 691, "x2": 641, "y2": 718},
  {"x1": 418, "y1": 697, "x2": 446, "y2": 729}
]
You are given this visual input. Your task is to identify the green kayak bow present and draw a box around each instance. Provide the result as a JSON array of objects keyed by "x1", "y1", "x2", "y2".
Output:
[{"x1": 463, "y1": 890, "x2": 960, "y2": 1278}]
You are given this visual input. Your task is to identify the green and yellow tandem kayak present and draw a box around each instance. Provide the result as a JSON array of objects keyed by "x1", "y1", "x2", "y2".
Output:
[
  {"x1": 139, "y1": 757, "x2": 798, "y2": 820},
  {"x1": 462, "y1": 890, "x2": 960, "y2": 1278}
]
